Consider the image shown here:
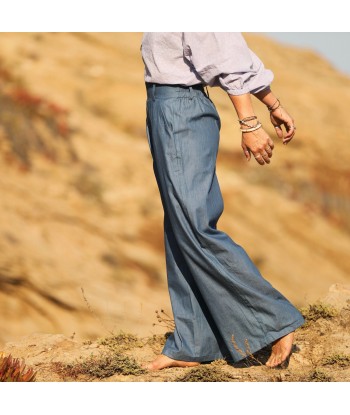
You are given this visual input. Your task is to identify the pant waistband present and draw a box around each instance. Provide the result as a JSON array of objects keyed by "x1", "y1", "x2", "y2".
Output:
[
  {"x1": 146, "y1": 82, "x2": 207, "y2": 100},
  {"x1": 146, "y1": 82, "x2": 204, "y2": 91}
]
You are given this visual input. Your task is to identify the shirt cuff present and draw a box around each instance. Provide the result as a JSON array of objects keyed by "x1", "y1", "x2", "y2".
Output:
[{"x1": 222, "y1": 69, "x2": 274, "y2": 96}]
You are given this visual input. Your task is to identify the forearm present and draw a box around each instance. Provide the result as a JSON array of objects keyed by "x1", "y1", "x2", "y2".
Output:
[
  {"x1": 253, "y1": 87, "x2": 278, "y2": 109},
  {"x1": 229, "y1": 88, "x2": 281, "y2": 118},
  {"x1": 228, "y1": 93, "x2": 256, "y2": 120}
]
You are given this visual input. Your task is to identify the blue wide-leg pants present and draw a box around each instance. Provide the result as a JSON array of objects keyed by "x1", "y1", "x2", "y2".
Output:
[{"x1": 145, "y1": 83, "x2": 304, "y2": 363}]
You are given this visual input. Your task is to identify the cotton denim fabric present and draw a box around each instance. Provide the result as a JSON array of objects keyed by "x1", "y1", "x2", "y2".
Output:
[{"x1": 145, "y1": 83, "x2": 304, "y2": 363}]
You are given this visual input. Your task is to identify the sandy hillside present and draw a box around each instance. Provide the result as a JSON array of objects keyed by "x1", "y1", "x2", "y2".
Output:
[{"x1": 0, "y1": 32, "x2": 349, "y2": 346}]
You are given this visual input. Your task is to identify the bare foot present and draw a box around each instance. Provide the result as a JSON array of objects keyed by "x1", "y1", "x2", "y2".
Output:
[
  {"x1": 143, "y1": 354, "x2": 200, "y2": 371},
  {"x1": 265, "y1": 332, "x2": 294, "y2": 368}
]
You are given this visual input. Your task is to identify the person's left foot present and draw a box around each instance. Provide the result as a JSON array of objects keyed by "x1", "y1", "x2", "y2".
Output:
[
  {"x1": 266, "y1": 332, "x2": 294, "y2": 368},
  {"x1": 143, "y1": 354, "x2": 200, "y2": 370}
]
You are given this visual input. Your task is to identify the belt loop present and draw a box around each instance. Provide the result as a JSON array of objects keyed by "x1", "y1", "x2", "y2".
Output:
[
  {"x1": 152, "y1": 83, "x2": 156, "y2": 101},
  {"x1": 189, "y1": 85, "x2": 193, "y2": 100}
]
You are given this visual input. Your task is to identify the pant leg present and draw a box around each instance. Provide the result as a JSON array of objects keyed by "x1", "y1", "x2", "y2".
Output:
[
  {"x1": 163, "y1": 214, "x2": 232, "y2": 361},
  {"x1": 147, "y1": 91, "x2": 229, "y2": 361},
  {"x1": 146, "y1": 85, "x2": 304, "y2": 362}
]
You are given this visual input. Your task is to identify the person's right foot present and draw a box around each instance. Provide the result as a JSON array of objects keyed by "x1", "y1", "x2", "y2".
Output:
[{"x1": 266, "y1": 332, "x2": 294, "y2": 368}]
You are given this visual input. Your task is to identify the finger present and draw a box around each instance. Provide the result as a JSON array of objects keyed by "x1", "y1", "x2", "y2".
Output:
[
  {"x1": 265, "y1": 145, "x2": 273, "y2": 157},
  {"x1": 268, "y1": 138, "x2": 275, "y2": 149},
  {"x1": 274, "y1": 125, "x2": 283, "y2": 139},
  {"x1": 283, "y1": 122, "x2": 296, "y2": 141},
  {"x1": 261, "y1": 151, "x2": 270, "y2": 164},
  {"x1": 253, "y1": 154, "x2": 265, "y2": 165},
  {"x1": 241, "y1": 142, "x2": 251, "y2": 161},
  {"x1": 283, "y1": 128, "x2": 296, "y2": 144}
]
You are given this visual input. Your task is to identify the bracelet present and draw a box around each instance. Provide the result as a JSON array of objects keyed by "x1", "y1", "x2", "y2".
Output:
[
  {"x1": 271, "y1": 103, "x2": 282, "y2": 112},
  {"x1": 267, "y1": 98, "x2": 281, "y2": 112},
  {"x1": 239, "y1": 115, "x2": 257, "y2": 124},
  {"x1": 238, "y1": 115, "x2": 258, "y2": 128},
  {"x1": 240, "y1": 122, "x2": 262, "y2": 133}
]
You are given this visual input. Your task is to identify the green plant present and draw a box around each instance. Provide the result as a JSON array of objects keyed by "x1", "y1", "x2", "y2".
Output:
[{"x1": 0, "y1": 354, "x2": 36, "y2": 382}]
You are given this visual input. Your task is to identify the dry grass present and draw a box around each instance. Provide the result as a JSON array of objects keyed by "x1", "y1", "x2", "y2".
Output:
[
  {"x1": 53, "y1": 301, "x2": 348, "y2": 382},
  {"x1": 97, "y1": 331, "x2": 143, "y2": 352},
  {"x1": 300, "y1": 302, "x2": 338, "y2": 327},
  {"x1": 322, "y1": 353, "x2": 350, "y2": 368},
  {"x1": 4, "y1": 300, "x2": 349, "y2": 382},
  {"x1": 174, "y1": 364, "x2": 237, "y2": 382}
]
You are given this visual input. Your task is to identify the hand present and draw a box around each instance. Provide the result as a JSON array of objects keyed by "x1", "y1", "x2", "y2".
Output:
[
  {"x1": 270, "y1": 105, "x2": 296, "y2": 144},
  {"x1": 241, "y1": 126, "x2": 274, "y2": 165}
]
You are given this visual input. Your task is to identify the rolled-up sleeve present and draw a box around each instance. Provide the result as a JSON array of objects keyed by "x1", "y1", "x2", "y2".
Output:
[{"x1": 183, "y1": 32, "x2": 274, "y2": 95}]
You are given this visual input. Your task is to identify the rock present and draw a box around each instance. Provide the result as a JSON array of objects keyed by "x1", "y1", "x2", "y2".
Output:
[
  {"x1": 323, "y1": 284, "x2": 350, "y2": 310},
  {"x1": 4, "y1": 333, "x2": 78, "y2": 352},
  {"x1": 2, "y1": 333, "x2": 83, "y2": 366}
]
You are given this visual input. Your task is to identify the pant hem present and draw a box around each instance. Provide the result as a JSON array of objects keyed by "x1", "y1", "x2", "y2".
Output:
[
  {"x1": 233, "y1": 316, "x2": 305, "y2": 363},
  {"x1": 161, "y1": 316, "x2": 305, "y2": 364},
  {"x1": 161, "y1": 350, "x2": 225, "y2": 363}
]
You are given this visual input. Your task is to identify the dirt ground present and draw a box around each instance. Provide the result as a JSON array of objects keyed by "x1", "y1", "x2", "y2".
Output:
[{"x1": 1, "y1": 285, "x2": 349, "y2": 383}]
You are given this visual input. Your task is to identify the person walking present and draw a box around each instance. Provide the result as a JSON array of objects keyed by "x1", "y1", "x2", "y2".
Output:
[{"x1": 141, "y1": 32, "x2": 304, "y2": 370}]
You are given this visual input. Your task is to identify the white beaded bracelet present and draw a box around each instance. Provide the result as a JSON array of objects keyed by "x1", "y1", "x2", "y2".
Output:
[{"x1": 240, "y1": 122, "x2": 262, "y2": 133}]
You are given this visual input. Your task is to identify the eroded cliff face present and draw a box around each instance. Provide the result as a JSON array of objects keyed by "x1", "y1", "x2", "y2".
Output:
[{"x1": 0, "y1": 33, "x2": 349, "y2": 344}]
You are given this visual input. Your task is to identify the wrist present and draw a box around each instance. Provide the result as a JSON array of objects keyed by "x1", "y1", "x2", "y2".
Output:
[
  {"x1": 254, "y1": 86, "x2": 271, "y2": 101},
  {"x1": 267, "y1": 98, "x2": 281, "y2": 112}
]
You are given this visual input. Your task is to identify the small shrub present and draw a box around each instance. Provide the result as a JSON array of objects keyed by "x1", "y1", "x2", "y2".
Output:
[
  {"x1": 146, "y1": 332, "x2": 172, "y2": 353},
  {"x1": 307, "y1": 369, "x2": 332, "y2": 382},
  {"x1": 322, "y1": 353, "x2": 350, "y2": 368},
  {"x1": 300, "y1": 302, "x2": 338, "y2": 326},
  {"x1": 175, "y1": 365, "x2": 235, "y2": 382},
  {"x1": 98, "y1": 331, "x2": 143, "y2": 352},
  {"x1": 53, "y1": 352, "x2": 146, "y2": 380},
  {"x1": 0, "y1": 354, "x2": 36, "y2": 382},
  {"x1": 210, "y1": 359, "x2": 228, "y2": 367}
]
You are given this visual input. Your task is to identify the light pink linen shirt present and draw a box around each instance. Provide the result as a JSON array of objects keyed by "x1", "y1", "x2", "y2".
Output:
[{"x1": 141, "y1": 32, "x2": 273, "y2": 96}]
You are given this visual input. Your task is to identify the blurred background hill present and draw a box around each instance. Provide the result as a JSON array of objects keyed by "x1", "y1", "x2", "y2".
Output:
[{"x1": 0, "y1": 32, "x2": 349, "y2": 344}]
